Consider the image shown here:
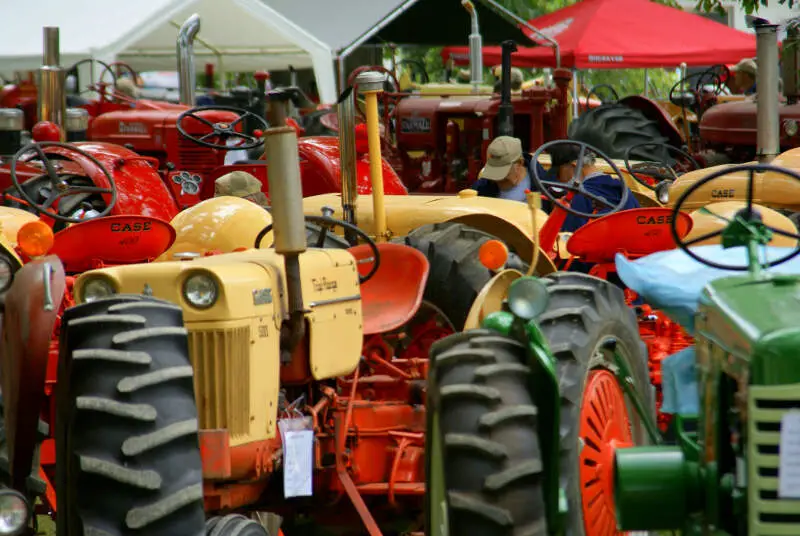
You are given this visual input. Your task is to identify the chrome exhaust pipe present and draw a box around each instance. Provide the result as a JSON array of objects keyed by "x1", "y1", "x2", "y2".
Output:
[
  {"x1": 176, "y1": 14, "x2": 200, "y2": 106},
  {"x1": 463, "y1": 0, "x2": 483, "y2": 93},
  {"x1": 38, "y1": 27, "x2": 66, "y2": 133},
  {"x1": 755, "y1": 20, "x2": 780, "y2": 163}
]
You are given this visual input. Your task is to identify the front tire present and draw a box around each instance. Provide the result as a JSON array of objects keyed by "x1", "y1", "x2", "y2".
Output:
[{"x1": 57, "y1": 296, "x2": 206, "y2": 536}]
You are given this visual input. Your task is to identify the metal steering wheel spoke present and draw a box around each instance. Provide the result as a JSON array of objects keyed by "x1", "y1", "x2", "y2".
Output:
[
  {"x1": 8, "y1": 142, "x2": 118, "y2": 224},
  {"x1": 531, "y1": 140, "x2": 632, "y2": 220},
  {"x1": 671, "y1": 163, "x2": 800, "y2": 271},
  {"x1": 177, "y1": 105, "x2": 268, "y2": 151}
]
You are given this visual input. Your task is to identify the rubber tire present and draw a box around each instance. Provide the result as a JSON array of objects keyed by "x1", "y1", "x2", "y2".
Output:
[
  {"x1": 403, "y1": 222, "x2": 527, "y2": 330},
  {"x1": 426, "y1": 330, "x2": 547, "y2": 536},
  {"x1": 56, "y1": 295, "x2": 206, "y2": 536},
  {"x1": 537, "y1": 272, "x2": 653, "y2": 536},
  {"x1": 207, "y1": 514, "x2": 270, "y2": 535},
  {"x1": 568, "y1": 103, "x2": 673, "y2": 164}
]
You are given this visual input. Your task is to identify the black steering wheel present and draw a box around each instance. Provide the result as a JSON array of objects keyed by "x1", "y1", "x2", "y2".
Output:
[
  {"x1": 9, "y1": 142, "x2": 118, "y2": 223},
  {"x1": 254, "y1": 215, "x2": 381, "y2": 283},
  {"x1": 176, "y1": 105, "x2": 267, "y2": 151},
  {"x1": 67, "y1": 58, "x2": 117, "y2": 96},
  {"x1": 671, "y1": 163, "x2": 800, "y2": 270},
  {"x1": 583, "y1": 84, "x2": 620, "y2": 112},
  {"x1": 531, "y1": 140, "x2": 631, "y2": 219},
  {"x1": 668, "y1": 65, "x2": 728, "y2": 108},
  {"x1": 624, "y1": 142, "x2": 701, "y2": 191}
]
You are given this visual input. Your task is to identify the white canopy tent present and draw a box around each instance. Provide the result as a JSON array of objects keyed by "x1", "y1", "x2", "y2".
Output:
[{"x1": 0, "y1": 0, "x2": 339, "y2": 102}]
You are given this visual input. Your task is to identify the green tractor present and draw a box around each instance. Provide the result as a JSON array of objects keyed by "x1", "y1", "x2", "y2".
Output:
[{"x1": 425, "y1": 161, "x2": 800, "y2": 536}]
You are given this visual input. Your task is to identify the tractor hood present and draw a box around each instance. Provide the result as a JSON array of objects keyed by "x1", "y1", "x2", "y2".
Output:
[
  {"x1": 88, "y1": 107, "x2": 239, "y2": 154},
  {"x1": 699, "y1": 100, "x2": 800, "y2": 148},
  {"x1": 666, "y1": 147, "x2": 800, "y2": 211}
]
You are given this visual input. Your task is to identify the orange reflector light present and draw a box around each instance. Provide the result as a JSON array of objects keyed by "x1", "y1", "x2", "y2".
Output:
[
  {"x1": 478, "y1": 239, "x2": 509, "y2": 271},
  {"x1": 17, "y1": 220, "x2": 55, "y2": 258}
]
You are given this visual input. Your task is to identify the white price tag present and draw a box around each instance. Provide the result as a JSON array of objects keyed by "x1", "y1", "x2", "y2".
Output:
[
  {"x1": 779, "y1": 411, "x2": 800, "y2": 499},
  {"x1": 282, "y1": 429, "x2": 313, "y2": 498}
]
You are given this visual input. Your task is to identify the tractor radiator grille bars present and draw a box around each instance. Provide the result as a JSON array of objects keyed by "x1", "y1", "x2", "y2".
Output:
[
  {"x1": 187, "y1": 326, "x2": 251, "y2": 437},
  {"x1": 747, "y1": 383, "x2": 800, "y2": 535},
  {"x1": 178, "y1": 136, "x2": 221, "y2": 178}
]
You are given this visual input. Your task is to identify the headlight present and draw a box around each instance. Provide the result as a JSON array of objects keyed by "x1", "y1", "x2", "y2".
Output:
[
  {"x1": 784, "y1": 119, "x2": 798, "y2": 137},
  {"x1": 507, "y1": 277, "x2": 549, "y2": 320},
  {"x1": 656, "y1": 181, "x2": 671, "y2": 205},
  {"x1": 183, "y1": 272, "x2": 218, "y2": 309},
  {"x1": 0, "y1": 490, "x2": 31, "y2": 535},
  {"x1": 0, "y1": 257, "x2": 14, "y2": 293},
  {"x1": 81, "y1": 277, "x2": 117, "y2": 303}
]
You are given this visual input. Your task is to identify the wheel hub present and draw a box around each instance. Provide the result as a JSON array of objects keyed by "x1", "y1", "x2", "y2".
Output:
[{"x1": 579, "y1": 369, "x2": 634, "y2": 536}]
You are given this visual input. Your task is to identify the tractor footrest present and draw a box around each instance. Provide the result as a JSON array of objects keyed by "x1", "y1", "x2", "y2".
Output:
[{"x1": 356, "y1": 482, "x2": 424, "y2": 494}]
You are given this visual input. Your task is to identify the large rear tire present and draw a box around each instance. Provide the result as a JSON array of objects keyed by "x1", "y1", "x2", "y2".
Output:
[
  {"x1": 56, "y1": 295, "x2": 206, "y2": 536},
  {"x1": 569, "y1": 103, "x2": 673, "y2": 165},
  {"x1": 426, "y1": 330, "x2": 547, "y2": 536},
  {"x1": 404, "y1": 223, "x2": 526, "y2": 330},
  {"x1": 538, "y1": 272, "x2": 653, "y2": 536}
]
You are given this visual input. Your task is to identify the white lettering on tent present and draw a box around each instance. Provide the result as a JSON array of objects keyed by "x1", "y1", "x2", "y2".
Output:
[{"x1": 588, "y1": 55, "x2": 625, "y2": 63}]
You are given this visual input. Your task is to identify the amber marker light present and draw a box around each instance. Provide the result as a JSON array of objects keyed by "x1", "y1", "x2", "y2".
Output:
[
  {"x1": 478, "y1": 239, "x2": 509, "y2": 271},
  {"x1": 17, "y1": 220, "x2": 55, "y2": 258}
]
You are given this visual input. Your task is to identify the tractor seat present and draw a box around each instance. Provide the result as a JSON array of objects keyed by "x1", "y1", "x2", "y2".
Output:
[
  {"x1": 348, "y1": 243, "x2": 430, "y2": 335},
  {"x1": 566, "y1": 207, "x2": 693, "y2": 264}
]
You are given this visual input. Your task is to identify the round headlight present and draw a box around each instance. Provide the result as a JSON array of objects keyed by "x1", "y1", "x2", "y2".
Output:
[
  {"x1": 784, "y1": 119, "x2": 798, "y2": 137},
  {"x1": 81, "y1": 277, "x2": 117, "y2": 303},
  {"x1": 0, "y1": 257, "x2": 14, "y2": 293},
  {"x1": 0, "y1": 490, "x2": 30, "y2": 535},
  {"x1": 656, "y1": 181, "x2": 671, "y2": 205},
  {"x1": 507, "y1": 277, "x2": 549, "y2": 320},
  {"x1": 183, "y1": 273, "x2": 218, "y2": 309}
]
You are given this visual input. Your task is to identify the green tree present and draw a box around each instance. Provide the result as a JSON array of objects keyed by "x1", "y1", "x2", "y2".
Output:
[{"x1": 698, "y1": 0, "x2": 796, "y2": 15}]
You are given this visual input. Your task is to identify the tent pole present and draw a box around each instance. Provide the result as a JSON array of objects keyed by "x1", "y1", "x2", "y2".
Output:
[
  {"x1": 475, "y1": 0, "x2": 561, "y2": 68},
  {"x1": 337, "y1": 56, "x2": 346, "y2": 92},
  {"x1": 643, "y1": 69, "x2": 649, "y2": 97},
  {"x1": 571, "y1": 68, "x2": 579, "y2": 120}
]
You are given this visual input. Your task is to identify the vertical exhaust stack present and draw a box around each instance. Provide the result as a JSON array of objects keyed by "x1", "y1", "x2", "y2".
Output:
[
  {"x1": 177, "y1": 14, "x2": 201, "y2": 106},
  {"x1": 755, "y1": 20, "x2": 780, "y2": 163},
  {"x1": 38, "y1": 27, "x2": 66, "y2": 136},
  {"x1": 497, "y1": 40, "x2": 517, "y2": 137},
  {"x1": 462, "y1": 0, "x2": 483, "y2": 94},
  {"x1": 264, "y1": 126, "x2": 307, "y2": 364},
  {"x1": 337, "y1": 87, "x2": 358, "y2": 231},
  {"x1": 782, "y1": 19, "x2": 799, "y2": 105}
]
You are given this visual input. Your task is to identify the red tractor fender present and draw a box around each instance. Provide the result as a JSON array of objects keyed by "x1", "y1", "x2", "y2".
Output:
[
  {"x1": 349, "y1": 243, "x2": 429, "y2": 335},
  {"x1": 0, "y1": 256, "x2": 65, "y2": 494},
  {"x1": 49, "y1": 142, "x2": 180, "y2": 221},
  {"x1": 619, "y1": 95, "x2": 685, "y2": 149},
  {"x1": 204, "y1": 137, "x2": 408, "y2": 200},
  {"x1": 49, "y1": 215, "x2": 176, "y2": 272},
  {"x1": 565, "y1": 207, "x2": 693, "y2": 264}
]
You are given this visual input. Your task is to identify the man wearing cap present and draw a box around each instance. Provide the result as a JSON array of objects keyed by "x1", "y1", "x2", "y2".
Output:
[
  {"x1": 548, "y1": 144, "x2": 640, "y2": 232},
  {"x1": 727, "y1": 58, "x2": 757, "y2": 95},
  {"x1": 214, "y1": 171, "x2": 268, "y2": 206},
  {"x1": 471, "y1": 136, "x2": 548, "y2": 202}
]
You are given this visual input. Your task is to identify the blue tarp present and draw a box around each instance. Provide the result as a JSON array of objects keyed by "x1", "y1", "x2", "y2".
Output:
[{"x1": 614, "y1": 245, "x2": 800, "y2": 414}]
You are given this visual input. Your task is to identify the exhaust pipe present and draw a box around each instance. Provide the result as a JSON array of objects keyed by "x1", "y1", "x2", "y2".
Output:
[
  {"x1": 755, "y1": 20, "x2": 780, "y2": 163},
  {"x1": 356, "y1": 71, "x2": 388, "y2": 243},
  {"x1": 38, "y1": 27, "x2": 66, "y2": 136},
  {"x1": 337, "y1": 87, "x2": 358, "y2": 232},
  {"x1": 176, "y1": 14, "x2": 200, "y2": 106},
  {"x1": 264, "y1": 126, "x2": 307, "y2": 364},
  {"x1": 462, "y1": 0, "x2": 483, "y2": 93}
]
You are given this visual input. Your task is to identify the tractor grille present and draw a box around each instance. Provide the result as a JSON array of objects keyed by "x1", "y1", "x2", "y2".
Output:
[
  {"x1": 747, "y1": 383, "x2": 800, "y2": 535},
  {"x1": 177, "y1": 136, "x2": 223, "y2": 178},
  {"x1": 187, "y1": 326, "x2": 251, "y2": 437}
]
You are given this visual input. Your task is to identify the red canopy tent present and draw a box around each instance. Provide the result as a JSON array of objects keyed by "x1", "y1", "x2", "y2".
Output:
[{"x1": 441, "y1": 0, "x2": 757, "y2": 69}]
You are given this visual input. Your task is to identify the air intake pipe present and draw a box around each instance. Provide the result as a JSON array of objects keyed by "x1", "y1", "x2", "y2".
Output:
[
  {"x1": 462, "y1": 0, "x2": 483, "y2": 93},
  {"x1": 177, "y1": 14, "x2": 200, "y2": 106},
  {"x1": 264, "y1": 126, "x2": 307, "y2": 363}
]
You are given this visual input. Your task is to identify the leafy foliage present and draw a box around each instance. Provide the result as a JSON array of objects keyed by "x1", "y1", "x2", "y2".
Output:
[{"x1": 696, "y1": 0, "x2": 796, "y2": 16}]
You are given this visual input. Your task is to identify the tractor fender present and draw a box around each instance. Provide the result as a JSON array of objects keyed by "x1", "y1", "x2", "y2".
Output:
[
  {"x1": 463, "y1": 269, "x2": 524, "y2": 330},
  {"x1": 444, "y1": 213, "x2": 557, "y2": 275},
  {"x1": 619, "y1": 95, "x2": 684, "y2": 149},
  {"x1": 0, "y1": 256, "x2": 65, "y2": 493},
  {"x1": 685, "y1": 201, "x2": 798, "y2": 247}
]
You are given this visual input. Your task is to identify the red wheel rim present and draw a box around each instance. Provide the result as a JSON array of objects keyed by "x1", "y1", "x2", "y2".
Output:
[{"x1": 579, "y1": 369, "x2": 634, "y2": 536}]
